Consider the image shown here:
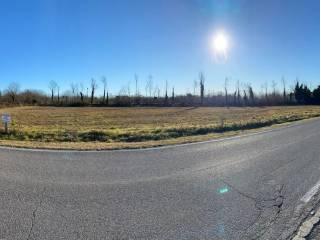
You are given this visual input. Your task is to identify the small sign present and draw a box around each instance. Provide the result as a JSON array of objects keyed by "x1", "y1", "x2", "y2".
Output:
[{"x1": 2, "y1": 114, "x2": 11, "y2": 123}]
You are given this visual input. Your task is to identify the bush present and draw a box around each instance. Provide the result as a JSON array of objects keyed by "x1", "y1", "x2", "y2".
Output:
[{"x1": 79, "y1": 131, "x2": 108, "y2": 142}]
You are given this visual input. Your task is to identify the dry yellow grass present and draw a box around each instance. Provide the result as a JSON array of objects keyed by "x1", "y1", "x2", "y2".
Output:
[{"x1": 0, "y1": 106, "x2": 318, "y2": 150}]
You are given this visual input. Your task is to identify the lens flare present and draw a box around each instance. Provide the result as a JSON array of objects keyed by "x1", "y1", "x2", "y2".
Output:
[{"x1": 218, "y1": 186, "x2": 229, "y2": 194}]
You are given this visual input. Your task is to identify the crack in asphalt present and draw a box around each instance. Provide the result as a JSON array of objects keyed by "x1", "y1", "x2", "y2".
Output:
[
  {"x1": 26, "y1": 188, "x2": 46, "y2": 240},
  {"x1": 220, "y1": 179, "x2": 285, "y2": 239},
  {"x1": 250, "y1": 185, "x2": 285, "y2": 240},
  {"x1": 220, "y1": 179, "x2": 282, "y2": 207}
]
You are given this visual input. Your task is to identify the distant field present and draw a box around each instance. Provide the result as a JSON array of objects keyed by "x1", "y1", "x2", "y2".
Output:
[{"x1": 0, "y1": 106, "x2": 319, "y2": 149}]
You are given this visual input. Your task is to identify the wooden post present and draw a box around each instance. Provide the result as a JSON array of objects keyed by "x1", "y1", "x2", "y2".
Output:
[{"x1": 4, "y1": 122, "x2": 8, "y2": 133}]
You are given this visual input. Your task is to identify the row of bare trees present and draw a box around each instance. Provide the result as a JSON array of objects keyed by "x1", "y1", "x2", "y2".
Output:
[{"x1": 0, "y1": 73, "x2": 318, "y2": 107}]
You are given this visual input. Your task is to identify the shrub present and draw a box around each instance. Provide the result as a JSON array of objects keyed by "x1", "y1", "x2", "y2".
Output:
[{"x1": 79, "y1": 131, "x2": 108, "y2": 142}]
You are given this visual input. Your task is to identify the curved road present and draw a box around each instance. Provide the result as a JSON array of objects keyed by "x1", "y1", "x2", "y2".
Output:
[{"x1": 1, "y1": 119, "x2": 320, "y2": 239}]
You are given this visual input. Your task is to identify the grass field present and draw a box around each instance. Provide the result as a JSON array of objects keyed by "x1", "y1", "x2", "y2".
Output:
[{"x1": 0, "y1": 106, "x2": 319, "y2": 150}]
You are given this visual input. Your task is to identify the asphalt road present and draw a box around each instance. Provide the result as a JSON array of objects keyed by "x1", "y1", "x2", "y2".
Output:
[{"x1": 1, "y1": 119, "x2": 320, "y2": 240}]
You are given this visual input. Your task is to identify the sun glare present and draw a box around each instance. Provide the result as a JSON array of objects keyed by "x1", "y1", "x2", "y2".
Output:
[
  {"x1": 210, "y1": 31, "x2": 230, "y2": 62},
  {"x1": 212, "y1": 31, "x2": 229, "y2": 54}
]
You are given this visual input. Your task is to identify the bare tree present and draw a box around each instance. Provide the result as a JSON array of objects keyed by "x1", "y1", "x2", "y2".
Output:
[
  {"x1": 233, "y1": 90, "x2": 237, "y2": 105},
  {"x1": 119, "y1": 86, "x2": 128, "y2": 96},
  {"x1": 79, "y1": 83, "x2": 85, "y2": 104},
  {"x1": 199, "y1": 72, "x2": 205, "y2": 105},
  {"x1": 101, "y1": 76, "x2": 107, "y2": 104},
  {"x1": 7, "y1": 82, "x2": 20, "y2": 103},
  {"x1": 224, "y1": 78, "x2": 229, "y2": 106},
  {"x1": 146, "y1": 75, "x2": 153, "y2": 97},
  {"x1": 272, "y1": 80, "x2": 277, "y2": 97},
  {"x1": 248, "y1": 84, "x2": 255, "y2": 105},
  {"x1": 135, "y1": 74, "x2": 139, "y2": 97},
  {"x1": 243, "y1": 89, "x2": 248, "y2": 106},
  {"x1": 171, "y1": 87, "x2": 175, "y2": 102},
  {"x1": 127, "y1": 81, "x2": 131, "y2": 97},
  {"x1": 57, "y1": 85, "x2": 60, "y2": 103},
  {"x1": 70, "y1": 83, "x2": 78, "y2": 103},
  {"x1": 282, "y1": 77, "x2": 286, "y2": 103},
  {"x1": 153, "y1": 85, "x2": 160, "y2": 98},
  {"x1": 193, "y1": 80, "x2": 198, "y2": 96},
  {"x1": 165, "y1": 80, "x2": 168, "y2": 105},
  {"x1": 153, "y1": 86, "x2": 156, "y2": 98},
  {"x1": 106, "y1": 88, "x2": 109, "y2": 106},
  {"x1": 48, "y1": 80, "x2": 58, "y2": 103},
  {"x1": 145, "y1": 80, "x2": 148, "y2": 97},
  {"x1": 90, "y1": 78, "x2": 98, "y2": 104},
  {"x1": 236, "y1": 80, "x2": 241, "y2": 105},
  {"x1": 263, "y1": 82, "x2": 268, "y2": 102}
]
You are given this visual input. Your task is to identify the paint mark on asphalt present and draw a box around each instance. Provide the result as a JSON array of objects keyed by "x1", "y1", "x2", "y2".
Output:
[{"x1": 300, "y1": 179, "x2": 320, "y2": 203}]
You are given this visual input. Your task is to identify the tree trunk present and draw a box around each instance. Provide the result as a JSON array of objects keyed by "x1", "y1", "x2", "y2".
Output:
[{"x1": 91, "y1": 89, "x2": 94, "y2": 104}]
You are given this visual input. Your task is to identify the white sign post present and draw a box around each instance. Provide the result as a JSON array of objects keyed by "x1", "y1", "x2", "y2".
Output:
[{"x1": 2, "y1": 114, "x2": 11, "y2": 133}]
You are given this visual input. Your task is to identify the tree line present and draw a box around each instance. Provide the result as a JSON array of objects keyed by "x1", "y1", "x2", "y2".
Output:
[{"x1": 1, "y1": 73, "x2": 320, "y2": 107}]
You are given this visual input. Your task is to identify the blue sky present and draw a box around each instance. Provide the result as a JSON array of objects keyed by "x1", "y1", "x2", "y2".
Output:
[{"x1": 1, "y1": 0, "x2": 320, "y2": 95}]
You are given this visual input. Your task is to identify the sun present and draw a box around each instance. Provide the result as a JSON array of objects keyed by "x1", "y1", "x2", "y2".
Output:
[
  {"x1": 210, "y1": 31, "x2": 230, "y2": 62},
  {"x1": 212, "y1": 31, "x2": 229, "y2": 54}
]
